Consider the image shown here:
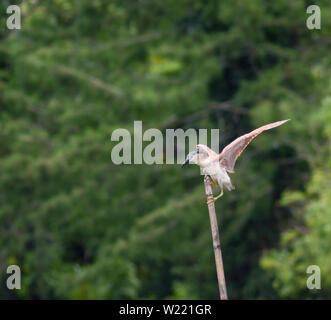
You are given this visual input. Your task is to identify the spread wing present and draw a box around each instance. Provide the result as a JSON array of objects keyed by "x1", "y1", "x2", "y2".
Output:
[{"x1": 219, "y1": 119, "x2": 289, "y2": 173}]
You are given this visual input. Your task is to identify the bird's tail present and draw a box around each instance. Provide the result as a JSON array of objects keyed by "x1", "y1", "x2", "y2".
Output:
[{"x1": 225, "y1": 182, "x2": 235, "y2": 191}]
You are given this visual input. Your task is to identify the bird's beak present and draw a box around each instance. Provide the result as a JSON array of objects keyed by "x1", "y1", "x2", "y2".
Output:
[{"x1": 181, "y1": 159, "x2": 189, "y2": 168}]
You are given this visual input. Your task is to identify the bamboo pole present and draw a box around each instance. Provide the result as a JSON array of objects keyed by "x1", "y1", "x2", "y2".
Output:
[{"x1": 204, "y1": 175, "x2": 228, "y2": 300}]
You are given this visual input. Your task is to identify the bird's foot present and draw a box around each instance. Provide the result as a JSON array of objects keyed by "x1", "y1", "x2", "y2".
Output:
[
  {"x1": 207, "y1": 191, "x2": 224, "y2": 205},
  {"x1": 214, "y1": 190, "x2": 224, "y2": 202},
  {"x1": 206, "y1": 195, "x2": 215, "y2": 205}
]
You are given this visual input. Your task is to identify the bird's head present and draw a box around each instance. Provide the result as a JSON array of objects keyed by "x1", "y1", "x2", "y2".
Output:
[{"x1": 181, "y1": 146, "x2": 209, "y2": 167}]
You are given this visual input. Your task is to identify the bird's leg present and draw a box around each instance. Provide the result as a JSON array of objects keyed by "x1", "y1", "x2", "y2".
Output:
[
  {"x1": 213, "y1": 188, "x2": 224, "y2": 202},
  {"x1": 207, "y1": 186, "x2": 224, "y2": 204},
  {"x1": 209, "y1": 178, "x2": 218, "y2": 189},
  {"x1": 205, "y1": 176, "x2": 214, "y2": 205}
]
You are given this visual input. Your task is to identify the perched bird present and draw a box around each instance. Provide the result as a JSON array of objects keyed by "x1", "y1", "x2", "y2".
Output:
[{"x1": 181, "y1": 119, "x2": 289, "y2": 204}]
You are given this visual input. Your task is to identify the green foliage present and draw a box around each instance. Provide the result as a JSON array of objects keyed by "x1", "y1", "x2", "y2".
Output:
[
  {"x1": 0, "y1": 0, "x2": 331, "y2": 299},
  {"x1": 261, "y1": 97, "x2": 331, "y2": 299}
]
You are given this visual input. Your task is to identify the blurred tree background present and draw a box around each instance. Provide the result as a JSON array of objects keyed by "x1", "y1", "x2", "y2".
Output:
[{"x1": 0, "y1": 0, "x2": 331, "y2": 299}]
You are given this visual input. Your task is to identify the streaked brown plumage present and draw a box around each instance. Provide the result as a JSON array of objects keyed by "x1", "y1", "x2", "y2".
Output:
[{"x1": 182, "y1": 119, "x2": 289, "y2": 203}]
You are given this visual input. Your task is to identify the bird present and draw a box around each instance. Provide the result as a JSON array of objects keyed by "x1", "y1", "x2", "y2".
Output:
[{"x1": 181, "y1": 119, "x2": 289, "y2": 204}]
